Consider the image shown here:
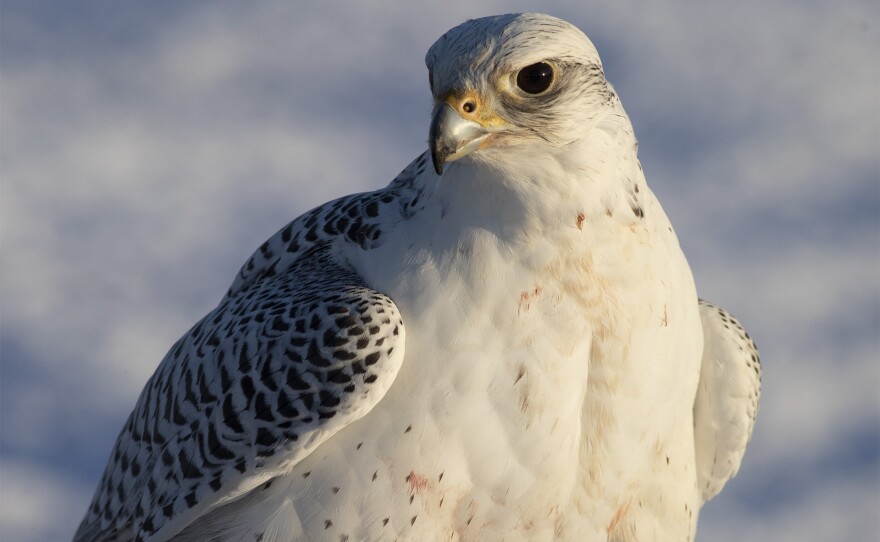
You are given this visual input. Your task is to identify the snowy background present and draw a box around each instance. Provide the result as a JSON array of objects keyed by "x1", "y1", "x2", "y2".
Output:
[{"x1": 1, "y1": 1, "x2": 878, "y2": 540}]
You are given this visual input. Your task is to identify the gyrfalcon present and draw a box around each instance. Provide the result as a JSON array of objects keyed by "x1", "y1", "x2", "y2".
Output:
[{"x1": 74, "y1": 13, "x2": 761, "y2": 542}]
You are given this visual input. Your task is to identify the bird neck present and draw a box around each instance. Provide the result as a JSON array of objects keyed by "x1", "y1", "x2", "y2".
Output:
[{"x1": 418, "y1": 116, "x2": 646, "y2": 242}]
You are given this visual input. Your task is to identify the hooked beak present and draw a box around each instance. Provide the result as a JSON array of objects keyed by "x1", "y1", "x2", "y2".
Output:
[{"x1": 428, "y1": 103, "x2": 490, "y2": 175}]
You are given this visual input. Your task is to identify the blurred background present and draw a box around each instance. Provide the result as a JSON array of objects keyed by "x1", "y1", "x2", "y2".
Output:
[{"x1": 1, "y1": 1, "x2": 877, "y2": 540}]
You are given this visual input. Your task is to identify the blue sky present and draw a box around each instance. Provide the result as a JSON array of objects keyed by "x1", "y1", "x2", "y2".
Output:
[{"x1": 1, "y1": 1, "x2": 878, "y2": 540}]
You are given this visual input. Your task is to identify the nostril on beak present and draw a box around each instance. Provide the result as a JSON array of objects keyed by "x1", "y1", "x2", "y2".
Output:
[{"x1": 462, "y1": 101, "x2": 476, "y2": 114}]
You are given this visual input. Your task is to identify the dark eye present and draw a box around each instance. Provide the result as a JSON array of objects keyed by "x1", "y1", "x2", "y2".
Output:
[{"x1": 516, "y1": 62, "x2": 554, "y2": 94}]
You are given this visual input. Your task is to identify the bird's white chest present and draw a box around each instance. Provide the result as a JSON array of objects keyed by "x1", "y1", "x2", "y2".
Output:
[
  {"x1": 370, "y1": 219, "x2": 597, "y2": 470},
  {"x1": 308, "y1": 196, "x2": 703, "y2": 540}
]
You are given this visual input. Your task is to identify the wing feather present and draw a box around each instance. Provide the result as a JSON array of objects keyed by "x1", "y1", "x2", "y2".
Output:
[
  {"x1": 693, "y1": 300, "x2": 762, "y2": 503},
  {"x1": 73, "y1": 153, "x2": 431, "y2": 542},
  {"x1": 74, "y1": 244, "x2": 404, "y2": 542}
]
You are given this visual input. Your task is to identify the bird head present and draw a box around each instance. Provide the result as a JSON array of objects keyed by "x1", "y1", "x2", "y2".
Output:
[{"x1": 425, "y1": 13, "x2": 618, "y2": 175}]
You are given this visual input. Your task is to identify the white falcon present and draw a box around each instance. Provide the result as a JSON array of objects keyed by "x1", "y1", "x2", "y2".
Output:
[{"x1": 74, "y1": 13, "x2": 761, "y2": 542}]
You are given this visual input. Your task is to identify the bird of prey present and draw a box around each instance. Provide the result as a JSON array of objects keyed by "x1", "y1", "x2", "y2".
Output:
[{"x1": 74, "y1": 13, "x2": 761, "y2": 542}]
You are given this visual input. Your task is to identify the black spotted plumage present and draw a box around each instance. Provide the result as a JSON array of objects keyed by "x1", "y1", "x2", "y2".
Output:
[{"x1": 72, "y1": 155, "x2": 428, "y2": 542}]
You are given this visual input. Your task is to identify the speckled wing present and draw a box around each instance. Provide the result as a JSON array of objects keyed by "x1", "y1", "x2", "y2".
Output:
[
  {"x1": 693, "y1": 300, "x2": 762, "y2": 503},
  {"x1": 73, "y1": 155, "x2": 432, "y2": 542}
]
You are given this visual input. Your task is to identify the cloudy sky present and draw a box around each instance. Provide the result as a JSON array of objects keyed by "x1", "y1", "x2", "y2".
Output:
[{"x1": 1, "y1": 1, "x2": 878, "y2": 540}]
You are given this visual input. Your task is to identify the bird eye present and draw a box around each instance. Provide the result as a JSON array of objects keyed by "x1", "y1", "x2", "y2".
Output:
[{"x1": 516, "y1": 62, "x2": 554, "y2": 94}]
